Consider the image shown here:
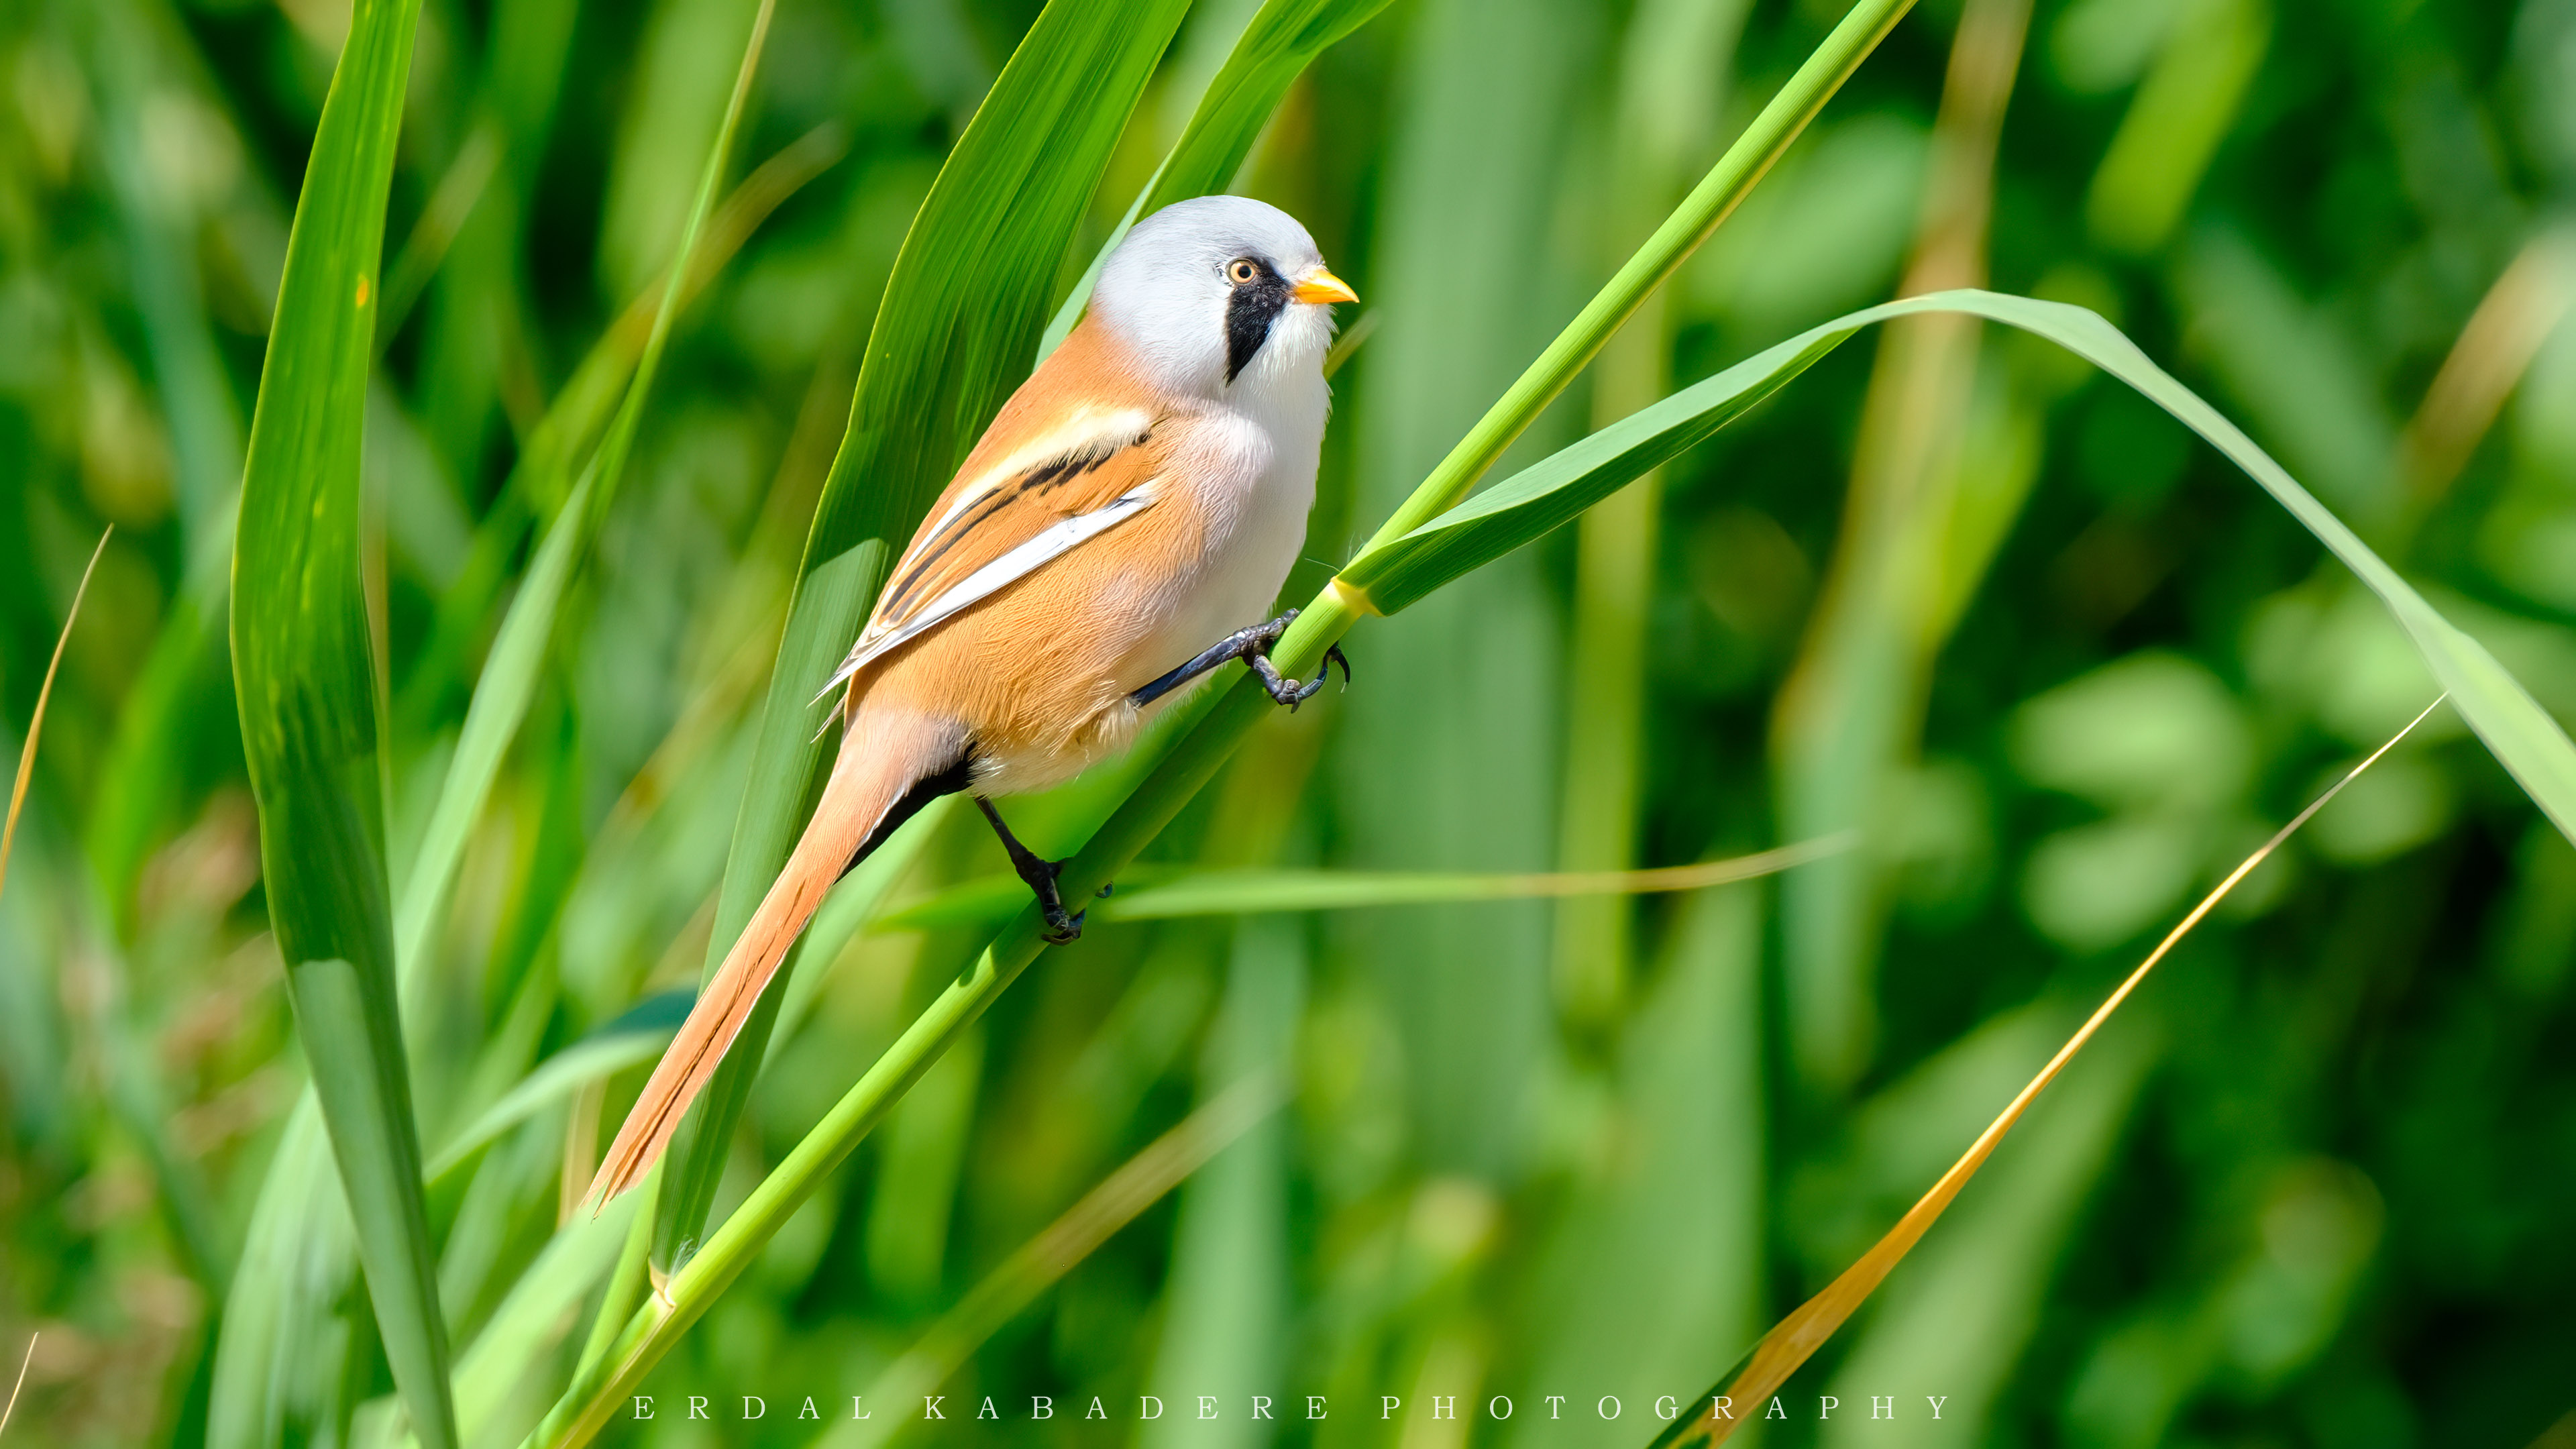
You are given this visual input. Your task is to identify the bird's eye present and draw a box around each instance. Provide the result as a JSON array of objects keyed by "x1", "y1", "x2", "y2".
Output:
[{"x1": 1227, "y1": 258, "x2": 1261, "y2": 285}]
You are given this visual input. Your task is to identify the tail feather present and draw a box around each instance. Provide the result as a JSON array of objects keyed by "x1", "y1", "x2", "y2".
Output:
[{"x1": 586, "y1": 706, "x2": 963, "y2": 1208}]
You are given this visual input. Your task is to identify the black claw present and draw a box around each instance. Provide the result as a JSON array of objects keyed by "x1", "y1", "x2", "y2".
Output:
[
  {"x1": 1248, "y1": 653, "x2": 1328, "y2": 710},
  {"x1": 1028, "y1": 859, "x2": 1081, "y2": 941},
  {"x1": 1041, "y1": 857, "x2": 1085, "y2": 938},
  {"x1": 1324, "y1": 643, "x2": 1352, "y2": 690},
  {"x1": 1096, "y1": 881, "x2": 1115, "y2": 898}
]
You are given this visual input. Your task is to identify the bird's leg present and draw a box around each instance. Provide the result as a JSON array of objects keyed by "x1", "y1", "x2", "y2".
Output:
[
  {"x1": 976, "y1": 797, "x2": 1084, "y2": 943},
  {"x1": 1128, "y1": 612, "x2": 1295, "y2": 706},
  {"x1": 1128, "y1": 608, "x2": 1354, "y2": 712}
]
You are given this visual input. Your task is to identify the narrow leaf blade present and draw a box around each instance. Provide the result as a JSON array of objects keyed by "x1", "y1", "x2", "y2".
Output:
[
  {"x1": 871, "y1": 839, "x2": 1849, "y2": 932},
  {"x1": 1338, "y1": 289, "x2": 2576, "y2": 840},
  {"x1": 224, "y1": 0, "x2": 454, "y2": 1441}
]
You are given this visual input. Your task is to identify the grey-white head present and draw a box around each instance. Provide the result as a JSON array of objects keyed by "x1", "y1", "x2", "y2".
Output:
[{"x1": 1089, "y1": 195, "x2": 1355, "y2": 402}]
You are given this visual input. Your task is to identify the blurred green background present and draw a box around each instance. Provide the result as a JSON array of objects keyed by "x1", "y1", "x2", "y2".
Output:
[{"x1": 5, "y1": 0, "x2": 2575, "y2": 1445}]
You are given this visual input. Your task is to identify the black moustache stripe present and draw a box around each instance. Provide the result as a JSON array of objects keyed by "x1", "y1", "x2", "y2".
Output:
[{"x1": 1225, "y1": 265, "x2": 1293, "y2": 383}]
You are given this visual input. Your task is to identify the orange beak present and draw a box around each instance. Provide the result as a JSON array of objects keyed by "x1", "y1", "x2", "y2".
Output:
[{"x1": 1291, "y1": 268, "x2": 1358, "y2": 306}]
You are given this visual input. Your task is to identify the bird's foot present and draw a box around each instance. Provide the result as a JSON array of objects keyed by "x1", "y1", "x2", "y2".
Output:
[
  {"x1": 1032, "y1": 876, "x2": 1116, "y2": 944},
  {"x1": 1247, "y1": 632, "x2": 1352, "y2": 712},
  {"x1": 1018, "y1": 854, "x2": 1084, "y2": 944}
]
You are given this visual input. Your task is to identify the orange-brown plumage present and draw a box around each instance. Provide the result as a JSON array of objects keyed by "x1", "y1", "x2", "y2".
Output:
[{"x1": 587, "y1": 196, "x2": 1354, "y2": 1210}]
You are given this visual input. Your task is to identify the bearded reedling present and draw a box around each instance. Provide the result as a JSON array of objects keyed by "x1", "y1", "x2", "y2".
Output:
[{"x1": 588, "y1": 197, "x2": 1356, "y2": 1205}]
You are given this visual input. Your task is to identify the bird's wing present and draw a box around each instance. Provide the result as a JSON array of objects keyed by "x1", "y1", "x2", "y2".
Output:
[{"x1": 824, "y1": 407, "x2": 1167, "y2": 698}]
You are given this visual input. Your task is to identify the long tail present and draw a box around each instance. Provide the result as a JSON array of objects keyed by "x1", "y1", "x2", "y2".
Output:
[{"x1": 586, "y1": 704, "x2": 965, "y2": 1207}]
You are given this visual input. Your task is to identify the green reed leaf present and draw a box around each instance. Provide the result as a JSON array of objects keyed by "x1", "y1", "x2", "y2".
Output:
[
  {"x1": 1341, "y1": 289, "x2": 2576, "y2": 838},
  {"x1": 225, "y1": 0, "x2": 452, "y2": 1440},
  {"x1": 445, "y1": 1196, "x2": 639, "y2": 1448},
  {"x1": 425, "y1": 1030, "x2": 674, "y2": 1184},
  {"x1": 874, "y1": 839, "x2": 1849, "y2": 933},
  {"x1": 1335, "y1": 323, "x2": 1848, "y2": 613},
  {"x1": 208, "y1": 1103, "x2": 360, "y2": 1449}
]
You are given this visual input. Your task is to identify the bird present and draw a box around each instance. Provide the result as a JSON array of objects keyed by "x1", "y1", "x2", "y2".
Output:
[{"x1": 586, "y1": 195, "x2": 1356, "y2": 1207}]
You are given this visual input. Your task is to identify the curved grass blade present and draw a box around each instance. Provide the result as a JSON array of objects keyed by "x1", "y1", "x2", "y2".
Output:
[
  {"x1": 649, "y1": 0, "x2": 1197, "y2": 1279},
  {"x1": 1336, "y1": 289, "x2": 2576, "y2": 839},
  {"x1": 225, "y1": 0, "x2": 452, "y2": 1437},
  {"x1": 425, "y1": 1030, "x2": 676, "y2": 1183},
  {"x1": 441, "y1": 1196, "x2": 639, "y2": 1448},
  {"x1": 1334, "y1": 317, "x2": 1853, "y2": 614},
  {"x1": 873, "y1": 836, "x2": 1852, "y2": 934},
  {"x1": 0, "y1": 1331, "x2": 32, "y2": 1438},
  {"x1": 1, "y1": 529, "x2": 108, "y2": 900},
  {"x1": 1646, "y1": 695, "x2": 2449, "y2": 1448},
  {"x1": 208, "y1": 1102, "x2": 362, "y2": 1449}
]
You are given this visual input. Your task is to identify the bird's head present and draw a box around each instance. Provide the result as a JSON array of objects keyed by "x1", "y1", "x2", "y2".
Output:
[{"x1": 1090, "y1": 195, "x2": 1356, "y2": 402}]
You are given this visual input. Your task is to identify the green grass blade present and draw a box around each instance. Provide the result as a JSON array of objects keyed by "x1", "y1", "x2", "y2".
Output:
[
  {"x1": 392, "y1": 0, "x2": 775, "y2": 989},
  {"x1": 425, "y1": 1030, "x2": 675, "y2": 1183},
  {"x1": 873, "y1": 838, "x2": 1849, "y2": 932},
  {"x1": 211, "y1": 61, "x2": 804, "y2": 1449},
  {"x1": 225, "y1": 0, "x2": 453, "y2": 1439},
  {"x1": 207, "y1": 1102, "x2": 362, "y2": 1449},
  {"x1": 1335, "y1": 321, "x2": 1860, "y2": 612},
  {"x1": 443, "y1": 1196, "x2": 639, "y2": 1448},
  {"x1": 1342, "y1": 289, "x2": 2576, "y2": 837},
  {"x1": 649, "y1": 0, "x2": 1197, "y2": 1274}
]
